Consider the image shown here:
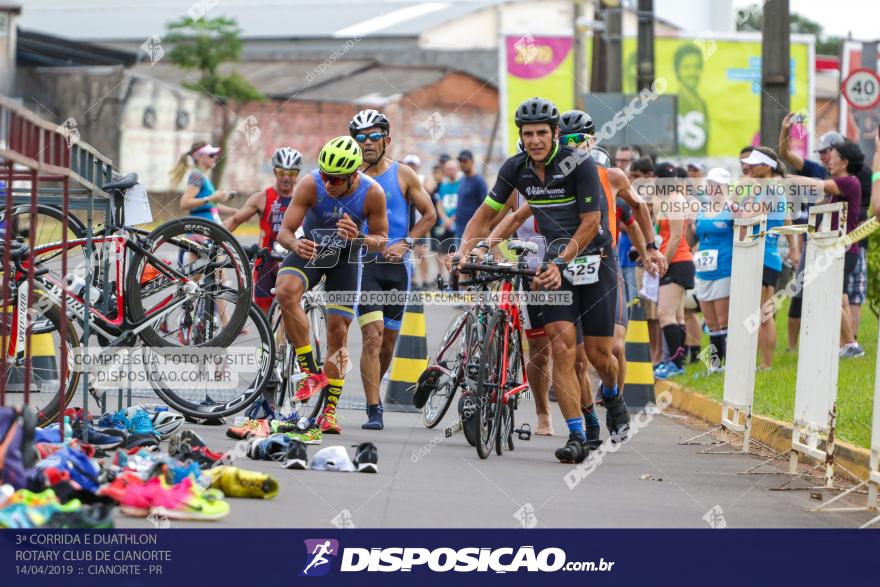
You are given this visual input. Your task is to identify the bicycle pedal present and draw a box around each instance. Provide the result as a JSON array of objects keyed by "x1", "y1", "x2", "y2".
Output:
[{"x1": 515, "y1": 423, "x2": 532, "y2": 441}]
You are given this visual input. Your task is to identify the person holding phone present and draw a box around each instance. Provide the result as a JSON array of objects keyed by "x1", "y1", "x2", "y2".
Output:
[{"x1": 171, "y1": 142, "x2": 238, "y2": 224}]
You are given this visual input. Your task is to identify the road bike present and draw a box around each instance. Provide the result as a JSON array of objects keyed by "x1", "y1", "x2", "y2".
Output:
[{"x1": 1, "y1": 173, "x2": 253, "y2": 424}]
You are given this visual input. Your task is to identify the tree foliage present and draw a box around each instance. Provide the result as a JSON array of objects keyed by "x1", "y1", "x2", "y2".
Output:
[{"x1": 736, "y1": 4, "x2": 842, "y2": 56}]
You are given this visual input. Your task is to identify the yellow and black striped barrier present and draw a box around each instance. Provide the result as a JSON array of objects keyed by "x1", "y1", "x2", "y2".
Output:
[
  {"x1": 5, "y1": 328, "x2": 59, "y2": 393},
  {"x1": 384, "y1": 302, "x2": 428, "y2": 413},
  {"x1": 623, "y1": 298, "x2": 655, "y2": 408}
]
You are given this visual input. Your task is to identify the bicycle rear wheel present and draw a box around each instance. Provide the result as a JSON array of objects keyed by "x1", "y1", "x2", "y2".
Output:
[
  {"x1": 423, "y1": 310, "x2": 474, "y2": 429},
  {"x1": 2, "y1": 292, "x2": 80, "y2": 426},
  {"x1": 144, "y1": 302, "x2": 273, "y2": 419},
  {"x1": 475, "y1": 310, "x2": 505, "y2": 459},
  {"x1": 126, "y1": 217, "x2": 252, "y2": 349},
  {"x1": 268, "y1": 297, "x2": 326, "y2": 419}
]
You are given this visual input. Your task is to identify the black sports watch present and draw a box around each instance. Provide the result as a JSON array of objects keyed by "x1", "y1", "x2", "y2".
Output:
[
  {"x1": 404, "y1": 236, "x2": 415, "y2": 247},
  {"x1": 551, "y1": 257, "x2": 568, "y2": 269},
  {"x1": 645, "y1": 241, "x2": 659, "y2": 251}
]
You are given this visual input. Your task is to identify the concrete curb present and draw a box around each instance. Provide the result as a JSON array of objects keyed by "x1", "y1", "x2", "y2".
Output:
[{"x1": 656, "y1": 380, "x2": 872, "y2": 481}]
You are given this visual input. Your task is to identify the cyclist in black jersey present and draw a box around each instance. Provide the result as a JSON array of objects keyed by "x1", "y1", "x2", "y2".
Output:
[{"x1": 459, "y1": 97, "x2": 627, "y2": 464}]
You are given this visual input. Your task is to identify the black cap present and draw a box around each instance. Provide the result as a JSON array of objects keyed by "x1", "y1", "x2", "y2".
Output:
[
  {"x1": 457, "y1": 150, "x2": 474, "y2": 161},
  {"x1": 654, "y1": 162, "x2": 678, "y2": 178},
  {"x1": 438, "y1": 153, "x2": 451, "y2": 164}
]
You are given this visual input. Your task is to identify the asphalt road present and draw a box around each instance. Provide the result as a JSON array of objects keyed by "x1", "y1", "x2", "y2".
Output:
[{"x1": 115, "y1": 302, "x2": 875, "y2": 530}]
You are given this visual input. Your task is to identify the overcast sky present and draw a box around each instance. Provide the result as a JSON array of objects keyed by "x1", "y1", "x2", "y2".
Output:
[{"x1": 733, "y1": 0, "x2": 879, "y2": 41}]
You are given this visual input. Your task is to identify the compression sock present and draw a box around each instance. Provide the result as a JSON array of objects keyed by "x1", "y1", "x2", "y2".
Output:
[
  {"x1": 326, "y1": 378, "x2": 344, "y2": 408},
  {"x1": 295, "y1": 345, "x2": 319, "y2": 374},
  {"x1": 717, "y1": 329, "x2": 727, "y2": 362},
  {"x1": 566, "y1": 417, "x2": 587, "y2": 443},
  {"x1": 687, "y1": 345, "x2": 701, "y2": 364},
  {"x1": 582, "y1": 405, "x2": 601, "y2": 447},
  {"x1": 662, "y1": 324, "x2": 685, "y2": 368}
]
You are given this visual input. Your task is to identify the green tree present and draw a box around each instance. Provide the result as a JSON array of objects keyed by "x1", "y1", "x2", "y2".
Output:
[
  {"x1": 736, "y1": 4, "x2": 842, "y2": 56},
  {"x1": 164, "y1": 16, "x2": 265, "y2": 186}
]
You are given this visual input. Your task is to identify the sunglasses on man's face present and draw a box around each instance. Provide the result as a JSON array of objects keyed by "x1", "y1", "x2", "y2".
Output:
[
  {"x1": 354, "y1": 132, "x2": 385, "y2": 143},
  {"x1": 274, "y1": 168, "x2": 299, "y2": 177},
  {"x1": 319, "y1": 171, "x2": 353, "y2": 186},
  {"x1": 561, "y1": 132, "x2": 591, "y2": 146}
]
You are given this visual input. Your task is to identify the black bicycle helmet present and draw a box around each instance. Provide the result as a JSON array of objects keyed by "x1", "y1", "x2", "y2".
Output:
[
  {"x1": 514, "y1": 97, "x2": 560, "y2": 128},
  {"x1": 559, "y1": 110, "x2": 595, "y2": 135}
]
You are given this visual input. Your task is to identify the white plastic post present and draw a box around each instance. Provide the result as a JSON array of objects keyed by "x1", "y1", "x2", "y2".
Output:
[
  {"x1": 869, "y1": 312, "x2": 880, "y2": 509},
  {"x1": 791, "y1": 203, "x2": 845, "y2": 487},
  {"x1": 721, "y1": 217, "x2": 766, "y2": 452}
]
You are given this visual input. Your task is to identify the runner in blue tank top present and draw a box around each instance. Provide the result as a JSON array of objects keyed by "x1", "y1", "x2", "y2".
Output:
[
  {"x1": 348, "y1": 109, "x2": 437, "y2": 430},
  {"x1": 275, "y1": 136, "x2": 389, "y2": 435}
]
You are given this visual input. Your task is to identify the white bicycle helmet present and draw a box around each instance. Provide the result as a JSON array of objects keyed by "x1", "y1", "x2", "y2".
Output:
[
  {"x1": 271, "y1": 147, "x2": 303, "y2": 170},
  {"x1": 125, "y1": 405, "x2": 185, "y2": 439},
  {"x1": 349, "y1": 109, "x2": 390, "y2": 135}
]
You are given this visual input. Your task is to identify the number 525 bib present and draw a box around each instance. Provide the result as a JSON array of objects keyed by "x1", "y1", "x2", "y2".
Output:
[{"x1": 562, "y1": 255, "x2": 601, "y2": 285}]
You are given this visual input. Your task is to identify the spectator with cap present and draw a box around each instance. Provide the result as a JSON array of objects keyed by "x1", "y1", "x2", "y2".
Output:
[
  {"x1": 793, "y1": 140, "x2": 866, "y2": 359},
  {"x1": 687, "y1": 162, "x2": 706, "y2": 179},
  {"x1": 615, "y1": 145, "x2": 641, "y2": 173},
  {"x1": 688, "y1": 168, "x2": 733, "y2": 372},
  {"x1": 454, "y1": 149, "x2": 487, "y2": 246}
]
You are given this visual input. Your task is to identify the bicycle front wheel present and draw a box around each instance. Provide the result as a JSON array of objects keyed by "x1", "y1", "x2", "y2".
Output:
[
  {"x1": 423, "y1": 310, "x2": 474, "y2": 429},
  {"x1": 144, "y1": 302, "x2": 274, "y2": 419},
  {"x1": 475, "y1": 310, "x2": 505, "y2": 459},
  {"x1": 127, "y1": 217, "x2": 253, "y2": 349}
]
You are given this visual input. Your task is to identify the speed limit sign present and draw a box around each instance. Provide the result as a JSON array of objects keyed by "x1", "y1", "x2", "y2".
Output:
[{"x1": 842, "y1": 68, "x2": 880, "y2": 110}]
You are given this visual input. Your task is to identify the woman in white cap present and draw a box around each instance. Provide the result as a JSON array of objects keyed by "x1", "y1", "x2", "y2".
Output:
[
  {"x1": 688, "y1": 168, "x2": 733, "y2": 372},
  {"x1": 170, "y1": 141, "x2": 237, "y2": 224}
]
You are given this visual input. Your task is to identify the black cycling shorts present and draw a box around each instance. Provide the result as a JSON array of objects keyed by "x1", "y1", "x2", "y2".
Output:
[
  {"x1": 542, "y1": 251, "x2": 618, "y2": 338},
  {"x1": 660, "y1": 260, "x2": 695, "y2": 289},
  {"x1": 356, "y1": 258, "x2": 411, "y2": 331},
  {"x1": 524, "y1": 296, "x2": 583, "y2": 342},
  {"x1": 279, "y1": 248, "x2": 358, "y2": 319},
  {"x1": 761, "y1": 266, "x2": 780, "y2": 288}
]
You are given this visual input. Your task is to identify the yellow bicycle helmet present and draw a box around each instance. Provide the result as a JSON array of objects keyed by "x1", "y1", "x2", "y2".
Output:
[{"x1": 318, "y1": 136, "x2": 362, "y2": 175}]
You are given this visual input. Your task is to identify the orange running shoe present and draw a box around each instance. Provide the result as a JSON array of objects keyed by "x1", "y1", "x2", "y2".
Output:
[
  {"x1": 316, "y1": 406, "x2": 341, "y2": 434},
  {"x1": 225, "y1": 419, "x2": 272, "y2": 440},
  {"x1": 294, "y1": 371, "x2": 329, "y2": 403}
]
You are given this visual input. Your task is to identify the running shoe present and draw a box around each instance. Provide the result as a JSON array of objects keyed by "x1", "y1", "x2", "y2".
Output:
[
  {"x1": 72, "y1": 422, "x2": 126, "y2": 449},
  {"x1": 284, "y1": 427, "x2": 323, "y2": 445},
  {"x1": 840, "y1": 343, "x2": 866, "y2": 359},
  {"x1": 205, "y1": 466, "x2": 279, "y2": 499},
  {"x1": 603, "y1": 394, "x2": 631, "y2": 444},
  {"x1": 294, "y1": 371, "x2": 329, "y2": 402},
  {"x1": 585, "y1": 424, "x2": 602, "y2": 450},
  {"x1": 353, "y1": 442, "x2": 378, "y2": 473},
  {"x1": 316, "y1": 407, "x2": 341, "y2": 434},
  {"x1": 554, "y1": 433, "x2": 589, "y2": 464},
  {"x1": 168, "y1": 429, "x2": 207, "y2": 457},
  {"x1": 247, "y1": 434, "x2": 293, "y2": 461},
  {"x1": 282, "y1": 441, "x2": 308, "y2": 470},
  {"x1": 43, "y1": 502, "x2": 114, "y2": 529},
  {"x1": 226, "y1": 419, "x2": 272, "y2": 440},
  {"x1": 120, "y1": 477, "x2": 230, "y2": 521},
  {"x1": 0, "y1": 500, "x2": 83, "y2": 529},
  {"x1": 361, "y1": 404, "x2": 384, "y2": 431}
]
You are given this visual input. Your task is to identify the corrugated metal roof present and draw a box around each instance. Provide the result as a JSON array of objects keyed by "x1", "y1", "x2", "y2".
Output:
[
  {"x1": 296, "y1": 65, "x2": 449, "y2": 104},
  {"x1": 17, "y1": 28, "x2": 138, "y2": 66},
  {"x1": 15, "y1": 0, "x2": 502, "y2": 42}
]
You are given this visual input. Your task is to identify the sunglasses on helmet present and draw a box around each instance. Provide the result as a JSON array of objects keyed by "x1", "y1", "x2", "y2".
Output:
[
  {"x1": 319, "y1": 171, "x2": 353, "y2": 186},
  {"x1": 354, "y1": 132, "x2": 385, "y2": 143}
]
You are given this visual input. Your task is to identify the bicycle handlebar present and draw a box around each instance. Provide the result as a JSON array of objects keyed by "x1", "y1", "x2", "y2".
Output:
[{"x1": 0, "y1": 239, "x2": 49, "y2": 277}]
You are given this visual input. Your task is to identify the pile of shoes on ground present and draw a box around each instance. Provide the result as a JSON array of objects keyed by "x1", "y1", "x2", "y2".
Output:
[
  {"x1": 0, "y1": 405, "x2": 279, "y2": 529},
  {"x1": 227, "y1": 415, "x2": 378, "y2": 473}
]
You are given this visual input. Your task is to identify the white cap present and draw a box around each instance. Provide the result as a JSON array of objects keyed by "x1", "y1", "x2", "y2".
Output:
[
  {"x1": 706, "y1": 167, "x2": 731, "y2": 184},
  {"x1": 310, "y1": 446, "x2": 355, "y2": 472},
  {"x1": 192, "y1": 144, "x2": 221, "y2": 157},
  {"x1": 402, "y1": 154, "x2": 421, "y2": 166},
  {"x1": 740, "y1": 150, "x2": 777, "y2": 169}
]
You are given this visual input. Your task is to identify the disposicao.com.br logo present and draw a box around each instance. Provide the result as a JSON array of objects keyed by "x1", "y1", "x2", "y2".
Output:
[{"x1": 301, "y1": 542, "x2": 615, "y2": 575}]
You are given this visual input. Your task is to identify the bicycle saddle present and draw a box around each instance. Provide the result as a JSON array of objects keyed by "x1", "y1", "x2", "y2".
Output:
[
  {"x1": 101, "y1": 173, "x2": 138, "y2": 193},
  {"x1": 507, "y1": 239, "x2": 539, "y2": 255}
]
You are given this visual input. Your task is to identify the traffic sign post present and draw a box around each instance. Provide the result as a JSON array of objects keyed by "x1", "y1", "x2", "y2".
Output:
[{"x1": 842, "y1": 68, "x2": 880, "y2": 111}]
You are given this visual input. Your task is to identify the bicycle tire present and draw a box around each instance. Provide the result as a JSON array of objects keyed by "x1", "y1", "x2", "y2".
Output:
[
  {"x1": 1, "y1": 293, "x2": 81, "y2": 427},
  {"x1": 268, "y1": 298, "x2": 326, "y2": 420},
  {"x1": 0, "y1": 203, "x2": 88, "y2": 238},
  {"x1": 422, "y1": 310, "x2": 474, "y2": 429},
  {"x1": 146, "y1": 302, "x2": 274, "y2": 419},
  {"x1": 475, "y1": 310, "x2": 505, "y2": 459},
  {"x1": 496, "y1": 324, "x2": 521, "y2": 455},
  {"x1": 126, "y1": 217, "x2": 253, "y2": 349}
]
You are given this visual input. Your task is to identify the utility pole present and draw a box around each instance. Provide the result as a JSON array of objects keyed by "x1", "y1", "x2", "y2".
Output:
[
  {"x1": 605, "y1": 0, "x2": 622, "y2": 92},
  {"x1": 636, "y1": 0, "x2": 654, "y2": 92},
  {"x1": 574, "y1": 0, "x2": 587, "y2": 110},
  {"x1": 760, "y1": 0, "x2": 790, "y2": 147},
  {"x1": 590, "y1": 1, "x2": 606, "y2": 92}
]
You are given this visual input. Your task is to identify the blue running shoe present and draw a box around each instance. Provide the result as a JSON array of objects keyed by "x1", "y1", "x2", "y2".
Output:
[
  {"x1": 653, "y1": 363, "x2": 670, "y2": 379},
  {"x1": 72, "y1": 422, "x2": 125, "y2": 449},
  {"x1": 664, "y1": 362, "x2": 685, "y2": 378}
]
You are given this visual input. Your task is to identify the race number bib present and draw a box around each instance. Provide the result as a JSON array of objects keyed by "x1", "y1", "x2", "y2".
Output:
[
  {"x1": 695, "y1": 249, "x2": 718, "y2": 272},
  {"x1": 563, "y1": 255, "x2": 600, "y2": 285}
]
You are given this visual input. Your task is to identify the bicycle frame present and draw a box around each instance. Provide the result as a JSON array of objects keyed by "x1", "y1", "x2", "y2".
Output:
[
  {"x1": 494, "y1": 276, "x2": 529, "y2": 407},
  {"x1": 14, "y1": 230, "x2": 200, "y2": 348}
]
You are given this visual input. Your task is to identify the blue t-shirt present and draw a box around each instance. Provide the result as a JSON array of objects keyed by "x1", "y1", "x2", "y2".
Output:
[
  {"x1": 761, "y1": 184, "x2": 787, "y2": 271},
  {"x1": 434, "y1": 178, "x2": 459, "y2": 236},
  {"x1": 618, "y1": 232, "x2": 636, "y2": 268},
  {"x1": 694, "y1": 210, "x2": 734, "y2": 280},
  {"x1": 455, "y1": 174, "x2": 487, "y2": 237},
  {"x1": 799, "y1": 159, "x2": 827, "y2": 179},
  {"x1": 188, "y1": 171, "x2": 220, "y2": 223}
]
